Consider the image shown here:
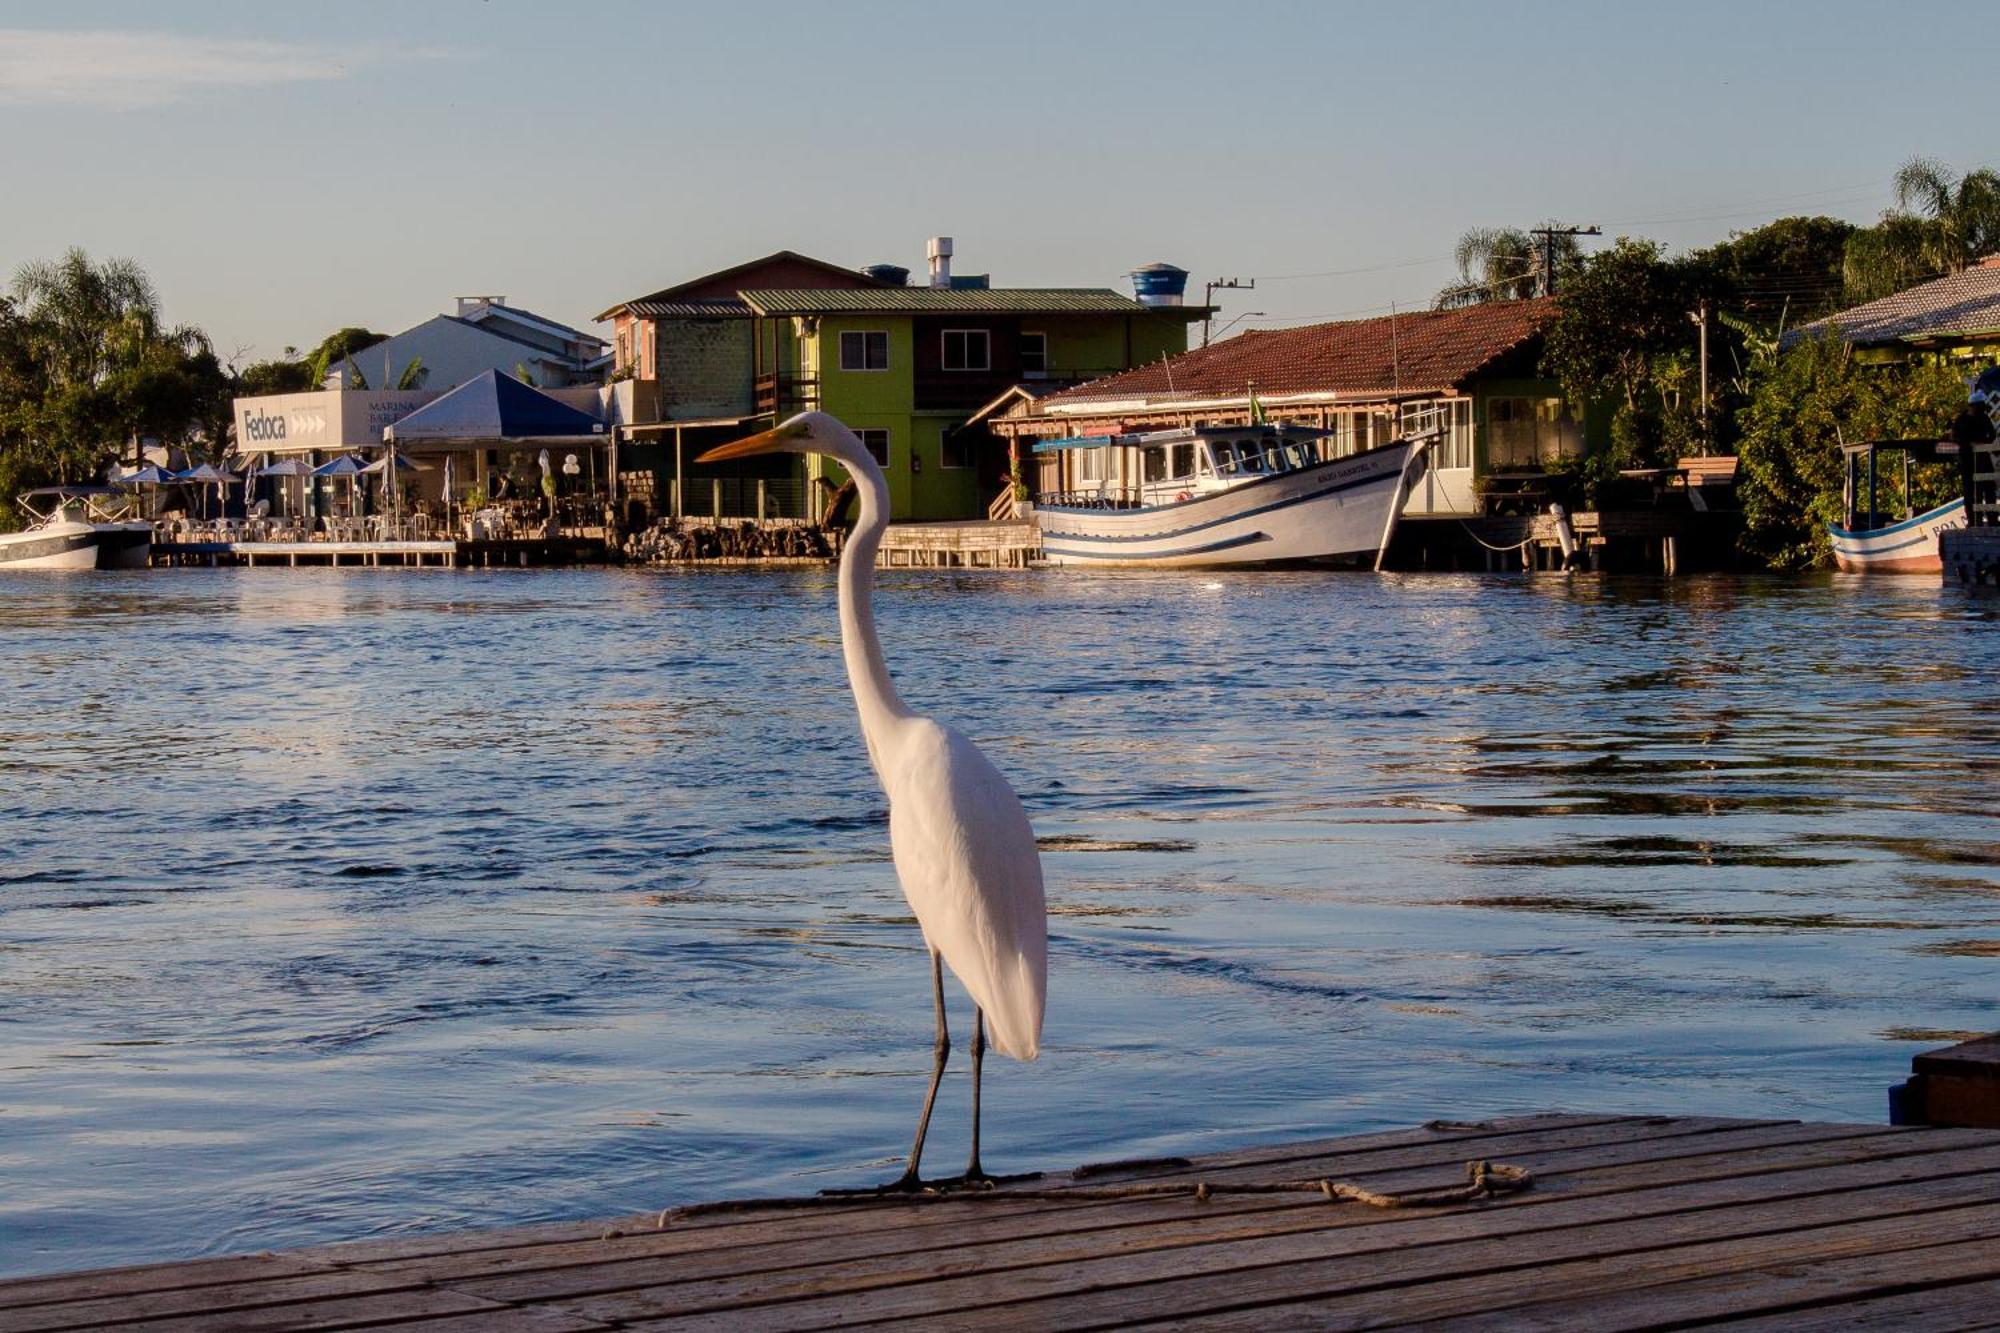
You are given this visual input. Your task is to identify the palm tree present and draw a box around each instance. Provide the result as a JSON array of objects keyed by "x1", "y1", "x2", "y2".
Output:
[
  {"x1": 10, "y1": 248, "x2": 208, "y2": 389},
  {"x1": 1844, "y1": 157, "x2": 2000, "y2": 302},
  {"x1": 1435, "y1": 224, "x2": 1585, "y2": 308}
]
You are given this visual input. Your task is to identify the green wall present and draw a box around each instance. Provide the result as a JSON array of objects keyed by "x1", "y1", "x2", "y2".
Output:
[{"x1": 791, "y1": 310, "x2": 1192, "y2": 521}]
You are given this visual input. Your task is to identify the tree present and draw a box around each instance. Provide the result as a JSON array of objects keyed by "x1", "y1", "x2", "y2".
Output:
[
  {"x1": 303, "y1": 327, "x2": 388, "y2": 387},
  {"x1": 1735, "y1": 330, "x2": 1965, "y2": 570},
  {"x1": 1436, "y1": 224, "x2": 1585, "y2": 308},
  {"x1": 1700, "y1": 215, "x2": 1854, "y2": 322},
  {"x1": 1843, "y1": 156, "x2": 2000, "y2": 303},
  {"x1": 4, "y1": 248, "x2": 226, "y2": 483}
]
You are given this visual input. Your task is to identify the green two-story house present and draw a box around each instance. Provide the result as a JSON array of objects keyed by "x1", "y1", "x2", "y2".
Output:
[{"x1": 599, "y1": 244, "x2": 1202, "y2": 521}]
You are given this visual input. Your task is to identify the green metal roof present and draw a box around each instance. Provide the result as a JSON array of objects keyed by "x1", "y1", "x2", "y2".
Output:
[{"x1": 739, "y1": 288, "x2": 1158, "y2": 316}]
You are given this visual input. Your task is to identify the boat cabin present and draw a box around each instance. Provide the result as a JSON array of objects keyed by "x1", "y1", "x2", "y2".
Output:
[
  {"x1": 1840, "y1": 438, "x2": 1962, "y2": 533},
  {"x1": 1034, "y1": 424, "x2": 1333, "y2": 509}
]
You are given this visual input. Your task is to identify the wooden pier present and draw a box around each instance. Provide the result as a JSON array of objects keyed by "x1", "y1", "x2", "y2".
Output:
[
  {"x1": 11, "y1": 1112, "x2": 2000, "y2": 1329},
  {"x1": 876, "y1": 520, "x2": 1039, "y2": 569},
  {"x1": 150, "y1": 538, "x2": 612, "y2": 570}
]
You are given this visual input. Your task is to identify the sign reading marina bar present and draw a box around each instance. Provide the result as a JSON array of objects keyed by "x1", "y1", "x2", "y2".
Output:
[{"x1": 232, "y1": 390, "x2": 444, "y2": 453}]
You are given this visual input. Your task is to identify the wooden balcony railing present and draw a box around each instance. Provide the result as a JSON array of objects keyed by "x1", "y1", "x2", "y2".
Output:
[{"x1": 754, "y1": 373, "x2": 820, "y2": 416}]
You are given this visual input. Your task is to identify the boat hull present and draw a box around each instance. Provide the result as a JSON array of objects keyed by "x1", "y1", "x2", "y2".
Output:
[
  {"x1": 95, "y1": 522, "x2": 153, "y2": 569},
  {"x1": 1829, "y1": 499, "x2": 1964, "y2": 574},
  {"x1": 1036, "y1": 440, "x2": 1425, "y2": 569},
  {"x1": 0, "y1": 521, "x2": 104, "y2": 570}
]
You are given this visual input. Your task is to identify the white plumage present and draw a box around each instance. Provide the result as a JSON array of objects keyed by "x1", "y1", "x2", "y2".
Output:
[{"x1": 699, "y1": 411, "x2": 1047, "y2": 1188}]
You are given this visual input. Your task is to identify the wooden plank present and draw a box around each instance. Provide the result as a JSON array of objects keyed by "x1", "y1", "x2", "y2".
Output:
[
  {"x1": 1127, "y1": 1203, "x2": 2000, "y2": 1333},
  {"x1": 0, "y1": 1256, "x2": 334, "y2": 1311},
  {"x1": 267, "y1": 1308, "x2": 617, "y2": 1333},
  {"x1": 0, "y1": 1269, "x2": 449, "y2": 1333},
  {"x1": 983, "y1": 1192, "x2": 2000, "y2": 1333},
  {"x1": 1395, "y1": 1236, "x2": 2000, "y2": 1331},
  {"x1": 599, "y1": 1143, "x2": 2000, "y2": 1331},
  {"x1": 398, "y1": 1118, "x2": 1736, "y2": 1298},
  {"x1": 345, "y1": 1114, "x2": 1635, "y2": 1278},
  {"x1": 38, "y1": 1287, "x2": 531, "y2": 1333}
]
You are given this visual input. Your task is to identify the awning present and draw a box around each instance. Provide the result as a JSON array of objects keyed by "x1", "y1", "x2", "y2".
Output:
[{"x1": 383, "y1": 369, "x2": 606, "y2": 450}]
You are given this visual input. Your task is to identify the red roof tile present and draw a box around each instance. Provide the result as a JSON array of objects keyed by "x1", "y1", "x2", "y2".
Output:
[{"x1": 1044, "y1": 298, "x2": 1556, "y2": 405}]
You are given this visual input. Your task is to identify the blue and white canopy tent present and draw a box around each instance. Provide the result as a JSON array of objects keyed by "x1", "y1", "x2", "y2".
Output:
[{"x1": 382, "y1": 370, "x2": 608, "y2": 523}]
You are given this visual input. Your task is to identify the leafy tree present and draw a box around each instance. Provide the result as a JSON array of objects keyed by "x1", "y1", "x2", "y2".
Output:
[
  {"x1": 237, "y1": 349, "x2": 316, "y2": 397},
  {"x1": 1735, "y1": 330, "x2": 1966, "y2": 569},
  {"x1": 1843, "y1": 157, "x2": 2000, "y2": 303},
  {"x1": 4, "y1": 248, "x2": 227, "y2": 488},
  {"x1": 1700, "y1": 215, "x2": 1854, "y2": 322},
  {"x1": 1435, "y1": 224, "x2": 1585, "y2": 308},
  {"x1": 304, "y1": 327, "x2": 388, "y2": 387}
]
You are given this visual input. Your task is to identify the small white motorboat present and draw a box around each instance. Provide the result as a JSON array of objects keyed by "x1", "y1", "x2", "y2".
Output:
[{"x1": 1031, "y1": 422, "x2": 1433, "y2": 568}]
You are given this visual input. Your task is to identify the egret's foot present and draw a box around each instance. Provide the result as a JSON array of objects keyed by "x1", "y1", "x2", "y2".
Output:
[
  {"x1": 941, "y1": 1168, "x2": 1042, "y2": 1192},
  {"x1": 819, "y1": 1172, "x2": 929, "y2": 1199}
]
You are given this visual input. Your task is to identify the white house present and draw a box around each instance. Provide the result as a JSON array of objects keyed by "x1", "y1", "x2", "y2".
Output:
[{"x1": 324, "y1": 297, "x2": 611, "y2": 392}]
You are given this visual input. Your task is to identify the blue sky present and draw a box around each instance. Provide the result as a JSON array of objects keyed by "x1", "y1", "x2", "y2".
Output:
[{"x1": 0, "y1": 0, "x2": 1990, "y2": 361}]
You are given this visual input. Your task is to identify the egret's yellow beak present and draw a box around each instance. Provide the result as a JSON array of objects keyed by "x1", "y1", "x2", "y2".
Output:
[{"x1": 697, "y1": 419, "x2": 810, "y2": 463}]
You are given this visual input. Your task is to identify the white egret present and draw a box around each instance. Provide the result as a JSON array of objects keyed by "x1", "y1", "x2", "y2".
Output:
[{"x1": 699, "y1": 412, "x2": 1047, "y2": 1191}]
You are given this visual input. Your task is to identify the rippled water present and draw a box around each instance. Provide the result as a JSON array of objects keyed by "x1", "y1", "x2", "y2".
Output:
[{"x1": 3, "y1": 567, "x2": 1997, "y2": 1277}]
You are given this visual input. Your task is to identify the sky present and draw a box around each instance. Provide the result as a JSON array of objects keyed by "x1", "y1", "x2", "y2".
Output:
[{"x1": 0, "y1": 0, "x2": 1992, "y2": 363}]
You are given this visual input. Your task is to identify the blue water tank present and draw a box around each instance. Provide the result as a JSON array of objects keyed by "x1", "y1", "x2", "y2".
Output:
[
  {"x1": 1130, "y1": 263, "x2": 1189, "y2": 307},
  {"x1": 862, "y1": 264, "x2": 910, "y2": 286}
]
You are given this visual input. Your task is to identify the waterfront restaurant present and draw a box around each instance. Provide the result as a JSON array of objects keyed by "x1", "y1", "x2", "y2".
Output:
[{"x1": 232, "y1": 378, "x2": 630, "y2": 532}]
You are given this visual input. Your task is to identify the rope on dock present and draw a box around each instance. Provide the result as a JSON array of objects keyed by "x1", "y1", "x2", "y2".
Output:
[
  {"x1": 1455, "y1": 520, "x2": 1537, "y2": 554},
  {"x1": 647, "y1": 1159, "x2": 1530, "y2": 1229}
]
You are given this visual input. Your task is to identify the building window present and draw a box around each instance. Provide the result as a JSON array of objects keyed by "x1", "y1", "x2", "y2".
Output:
[
  {"x1": 941, "y1": 329, "x2": 990, "y2": 372},
  {"x1": 1020, "y1": 332, "x2": 1048, "y2": 377},
  {"x1": 856, "y1": 428, "x2": 890, "y2": 466},
  {"x1": 840, "y1": 331, "x2": 889, "y2": 371},
  {"x1": 941, "y1": 423, "x2": 975, "y2": 469}
]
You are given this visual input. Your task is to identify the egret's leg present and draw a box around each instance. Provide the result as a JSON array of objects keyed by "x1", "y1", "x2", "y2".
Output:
[
  {"x1": 964, "y1": 1007, "x2": 993, "y2": 1185},
  {"x1": 897, "y1": 948, "x2": 951, "y2": 1189}
]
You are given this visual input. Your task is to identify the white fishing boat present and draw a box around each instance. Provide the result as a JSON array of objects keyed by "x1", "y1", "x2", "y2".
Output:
[
  {"x1": 1828, "y1": 439, "x2": 1965, "y2": 574},
  {"x1": 1, "y1": 487, "x2": 152, "y2": 571},
  {"x1": 1031, "y1": 422, "x2": 1432, "y2": 568}
]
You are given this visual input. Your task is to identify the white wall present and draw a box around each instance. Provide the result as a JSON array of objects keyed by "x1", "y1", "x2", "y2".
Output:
[{"x1": 325, "y1": 317, "x2": 591, "y2": 391}]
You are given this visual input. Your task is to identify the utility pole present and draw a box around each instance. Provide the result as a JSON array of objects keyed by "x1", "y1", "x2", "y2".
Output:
[
  {"x1": 1530, "y1": 224, "x2": 1601, "y2": 296},
  {"x1": 1203, "y1": 278, "x2": 1255, "y2": 347},
  {"x1": 1690, "y1": 301, "x2": 1710, "y2": 440}
]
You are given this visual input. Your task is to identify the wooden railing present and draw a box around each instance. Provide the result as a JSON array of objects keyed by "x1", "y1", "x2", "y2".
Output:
[{"x1": 753, "y1": 373, "x2": 820, "y2": 416}]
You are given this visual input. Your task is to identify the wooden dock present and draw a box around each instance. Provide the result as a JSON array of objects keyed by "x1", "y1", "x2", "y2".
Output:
[
  {"x1": 10, "y1": 1112, "x2": 2000, "y2": 1329},
  {"x1": 876, "y1": 520, "x2": 1039, "y2": 569},
  {"x1": 150, "y1": 538, "x2": 612, "y2": 569}
]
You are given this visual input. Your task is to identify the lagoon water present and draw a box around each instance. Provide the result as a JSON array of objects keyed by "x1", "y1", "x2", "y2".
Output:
[{"x1": 2, "y1": 567, "x2": 1997, "y2": 1277}]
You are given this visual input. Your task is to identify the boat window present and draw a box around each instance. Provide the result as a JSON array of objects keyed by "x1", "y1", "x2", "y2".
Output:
[
  {"x1": 1195, "y1": 444, "x2": 1216, "y2": 477},
  {"x1": 1171, "y1": 443, "x2": 1195, "y2": 479},
  {"x1": 1234, "y1": 439, "x2": 1266, "y2": 473},
  {"x1": 1142, "y1": 447, "x2": 1170, "y2": 483}
]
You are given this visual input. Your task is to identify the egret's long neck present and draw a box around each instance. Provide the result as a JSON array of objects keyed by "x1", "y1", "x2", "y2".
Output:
[{"x1": 836, "y1": 448, "x2": 914, "y2": 749}]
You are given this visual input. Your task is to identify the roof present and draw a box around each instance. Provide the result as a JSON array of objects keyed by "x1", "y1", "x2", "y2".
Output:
[
  {"x1": 739, "y1": 287, "x2": 1160, "y2": 316},
  {"x1": 597, "y1": 250, "x2": 879, "y2": 321},
  {"x1": 384, "y1": 370, "x2": 606, "y2": 447},
  {"x1": 1039, "y1": 299, "x2": 1557, "y2": 407},
  {"x1": 622, "y1": 297, "x2": 755, "y2": 319},
  {"x1": 460, "y1": 302, "x2": 605, "y2": 350},
  {"x1": 1793, "y1": 266, "x2": 2000, "y2": 348}
]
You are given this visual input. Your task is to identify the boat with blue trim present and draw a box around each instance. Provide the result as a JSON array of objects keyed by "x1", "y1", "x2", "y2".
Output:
[
  {"x1": 1829, "y1": 438, "x2": 1966, "y2": 574},
  {"x1": 1030, "y1": 422, "x2": 1432, "y2": 568}
]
